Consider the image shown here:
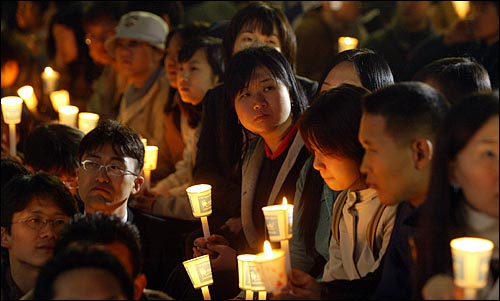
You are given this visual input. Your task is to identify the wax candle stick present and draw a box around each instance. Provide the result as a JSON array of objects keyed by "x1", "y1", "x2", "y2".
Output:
[
  {"x1": 186, "y1": 184, "x2": 213, "y2": 238},
  {"x1": 41, "y1": 66, "x2": 60, "y2": 94},
  {"x1": 143, "y1": 145, "x2": 158, "y2": 190},
  {"x1": 17, "y1": 85, "x2": 38, "y2": 112},
  {"x1": 78, "y1": 112, "x2": 99, "y2": 134},
  {"x1": 59, "y1": 105, "x2": 79, "y2": 127},
  {"x1": 254, "y1": 240, "x2": 287, "y2": 295},
  {"x1": 1, "y1": 96, "x2": 23, "y2": 157}
]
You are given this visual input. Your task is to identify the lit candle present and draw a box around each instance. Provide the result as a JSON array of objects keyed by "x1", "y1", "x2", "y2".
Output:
[
  {"x1": 141, "y1": 138, "x2": 148, "y2": 148},
  {"x1": 50, "y1": 89, "x2": 70, "y2": 112},
  {"x1": 41, "y1": 66, "x2": 60, "y2": 94},
  {"x1": 58, "y1": 105, "x2": 79, "y2": 127},
  {"x1": 450, "y1": 237, "x2": 494, "y2": 300},
  {"x1": 17, "y1": 85, "x2": 38, "y2": 112},
  {"x1": 254, "y1": 240, "x2": 287, "y2": 295},
  {"x1": 452, "y1": 1, "x2": 470, "y2": 19},
  {"x1": 78, "y1": 112, "x2": 100, "y2": 134},
  {"x1": 186, "y1": 184, "x2": 212, "y2": 239},
  {"x1": 143, "y1": 145, "x2": 158, "y2": 190},
  {"x1": 338, "y1": 36, "x2": 359, "y2": 53},
  {"x1": 1, "y1": 96, "x2": 23, "y2": 157},
  {"x1": 237, "y1": 254, "x2": 267, "y2": 300},
  {"x1": 262, "y1": 197, "x2": 293, "y2": 273}
]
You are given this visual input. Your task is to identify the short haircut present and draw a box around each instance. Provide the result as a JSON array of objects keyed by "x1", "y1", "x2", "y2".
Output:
[
  {"x1": 1, "y1": 159, "x2": 31, "y2": 188},
  {"x1": 54, "y1": 212, "x2": 143, "y2": 278},
  {"x1": 300, "y1": 84, "x2": 370, "y2": 164},
  {"x1": 413, "y1": 57, "x2": 492, "y2": 105},
  {"x1": 24, "y1": 123, "x2": 84, "y2": 177},
  {"x1": 318, "y1": 48, "x2": 395, "y2": 93},
  {"x1": 78, "y1": 119, "x2": 145, "y2": 172},
  {"x1": 362, "y1": 81, "x2": 450, "y2": 145},
  {"x1": 1, "y1": 172, "x2": 78, "y2": 233},
  {"x1": 34, "y1": 246, "x2": 134, "y2": 300},
  {"x1": 223, "y1": 2, "x2": 296, "y2": 68}
]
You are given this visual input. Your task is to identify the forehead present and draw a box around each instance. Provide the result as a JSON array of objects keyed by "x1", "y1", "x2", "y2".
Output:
[
  {"x1": 360, "y1": 114, "x2": 391, "y2": 142},
  {"x1": 324, "y1": 62, "x2": 360, "y2": 87},
  {"x1": 15, "y1": 197, "x2": 66, "y2": 216},
  {"x1": 82, "y1": 144, "x2": 136, "y2": 163}
]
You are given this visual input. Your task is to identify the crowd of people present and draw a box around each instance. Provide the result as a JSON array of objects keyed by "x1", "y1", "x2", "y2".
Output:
[{"x1": 1, "y1": 1, "x2": 498, "y2": 300}]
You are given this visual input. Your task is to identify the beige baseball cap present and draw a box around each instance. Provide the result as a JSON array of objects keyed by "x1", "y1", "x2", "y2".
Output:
[{"x1": 105, "y1": 11, "x2": 168, "y2": 53}]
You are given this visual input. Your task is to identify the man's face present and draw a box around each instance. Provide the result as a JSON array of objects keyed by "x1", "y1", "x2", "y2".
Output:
[
  {"x1": 358, "y1": 113, "x2": 419, "y2": 206},
  {"x1": 1, "y1": 198, "x2": 71, "y2": 268},
  {"x1": 77, "y1": 143, "x2": 142, "y2": 215}
]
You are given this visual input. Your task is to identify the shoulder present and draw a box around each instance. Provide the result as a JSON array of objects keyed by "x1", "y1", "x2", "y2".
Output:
[{"x1": 142, "y1": 289, "x2": 175, "y2": 300}]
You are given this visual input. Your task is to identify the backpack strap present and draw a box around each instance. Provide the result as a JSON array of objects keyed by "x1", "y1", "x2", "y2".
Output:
[
  {"x1": 331, "y1": 190, "x2": 349, "y2": 242},
  {"x1": 366, "y1": 203, "x2": 387, "y2": 261}
]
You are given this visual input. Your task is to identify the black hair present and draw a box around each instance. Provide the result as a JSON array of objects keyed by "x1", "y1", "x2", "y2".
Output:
[
  {"x1": 23, "y1": 123, "x2": 84, "y2": 178},
  {"x1": 1, "y1": 158, "x2": 31, "y2": 188},
  {"x1": 413, "y1": 56, "x2": 492, "y2": 105},
  {"x1": 34, "y1": 246, "x2": 134, "y2": 300},
  {"x1": 362, "y1": 81, "x2": 450, "y2": 146},
  {"x1": 78, "y1": 119, "x2": 145, "y2": 173},
  {"x1": 54, "y1": 212, "x2": 143, "y2": 278}
]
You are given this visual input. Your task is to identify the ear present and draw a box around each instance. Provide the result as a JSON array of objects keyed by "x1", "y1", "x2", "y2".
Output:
[
  {"x1": 1, "y1": 226, "x2": 10, "y2": 249},
  {"x1": 133, "y1": 273, "x2": 147, "y2": 300},
  {"x1": 411, "y1": 139, "x2": 433, "y2": 170},
  {"x1": 131, "y1": 175, "x2": 144, "y2": 195}
]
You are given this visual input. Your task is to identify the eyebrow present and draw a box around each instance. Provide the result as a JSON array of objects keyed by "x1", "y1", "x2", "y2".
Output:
[{"x1": 84, "y1": 154, "x2": 127, "y2": 164}]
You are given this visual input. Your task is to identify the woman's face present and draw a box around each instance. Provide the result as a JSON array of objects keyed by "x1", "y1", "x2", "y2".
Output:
[
  {"x1": 232, "y1": 25, "x2": 281, "y2": 55},
  {"x1": 53, "y1": 23, "x2": 78, "y2": 65},
  {"x1": 312, "y1": 146, "x2": 363, "y2": 191},
  {"x1": 177, "y1": 49, "x2": 219, "y2": 105},
  {"x1": 164, "y1": 33, "x2": 183, "y2": 89},
  {"x1": 451, "y1": 115, "x2": 499, "y2": 218},
  {"x1": 234, "y1": 66, "x2": 292, "y2": 139}
]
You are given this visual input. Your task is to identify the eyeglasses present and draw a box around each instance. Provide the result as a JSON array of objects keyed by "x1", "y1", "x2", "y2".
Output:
[
  {"x1": 12, "y1": 217, "x2": 68, "y2": 232},
  {"x1": 62, "y1": 179, "x2": 78, "y2": 190},
  {"x1": 81, "y1": 160, "x2": 138, "y2": 177}
]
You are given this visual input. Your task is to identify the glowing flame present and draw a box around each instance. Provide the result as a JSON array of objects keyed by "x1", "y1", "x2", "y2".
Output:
[
  {"x1": 263, "y1": 240, "x2": 273, "y2": 258},
  {"x1": 282, "y1": 197, "x2": 288, "y2": 206}
]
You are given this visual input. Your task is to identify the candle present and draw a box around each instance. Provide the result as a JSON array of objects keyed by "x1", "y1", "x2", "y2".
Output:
[
  {"x1": 338, "y1": 36, "x2": 359, "y2": 53},
  {"x1": 450, "y1": 237, "x2": 494, "y2": 300},
  {"x1": 1, "y1": 96, "x2": 23, "y2": 157},
  {"x1": 143, "y1": 145, "x2": 158, "y2": 190},
  {"x1": 452, "y1": 1, "x2": 470, "y2": 19},
  {"x1": 254, "y1": 240, "x2": 287, "y2": 294},
  {"x1": 186, "y1": 184, "x2": 213, "y2": 239},
  {"x1": 41, "y1": 66, "x2": 60, "y2": 94},
  {"x1": 183, "y1": 254, "x2": 213, "y2": 300},
  {"x1": 237, "y1": 254, "x2": 267, "y2": 300},
  {"x1": 141, "y1": 138, "x2": 148, "y2": 148},
  {"x1": 58, "y1": 105, "x2": 79, "y2": 127},
  {"x1": 17, "y1": 85, "x2": 38, "y2": 112},
  {"x1": 50, "y1": 89, "x2": 70, "y2": 112},
  {"x1": 78, "y1": 112, "x2": 100, "y2": 134},
  {"x1": 262, "y1": 197, "x2": 293, "y2": 273}
]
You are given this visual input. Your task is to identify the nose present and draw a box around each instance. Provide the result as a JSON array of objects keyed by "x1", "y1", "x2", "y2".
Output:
[
  {"x1": 360, "y1": 155, "x2": 369, "y2": 175},
  {"x1": 312, "y1": 154, "x2": 325, "y2": 172},
  {"x1": 39, "y1": 222, "x2": 59, "y2": 239},
  {"x1": 96, "y1": 165, "x2": 111, "y2": 182},
  {"x1": 252, "y1": 93, "x2": 268, "y2": 111}
]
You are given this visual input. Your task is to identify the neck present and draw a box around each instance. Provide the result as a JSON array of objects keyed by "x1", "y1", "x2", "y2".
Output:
[
  {"x1": 9, "y1": 258, "x2": 39, "y2": 295},
  {"x1": 262, "y1": 120, "x2": 293, "y2": 153},
  {"x1": 130, "y1": 66, "x2": 157, "y2": 89},
  {"x1": 85, "y1": 199, "x2": 128, "y2": 221}
]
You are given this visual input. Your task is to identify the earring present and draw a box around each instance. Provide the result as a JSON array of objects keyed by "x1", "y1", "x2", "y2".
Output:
[{"x1": 451, "y1": 183, "x2": 461, "y2": 194}]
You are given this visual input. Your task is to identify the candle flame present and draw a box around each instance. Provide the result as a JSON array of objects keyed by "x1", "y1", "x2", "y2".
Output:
[
  {"x1": 44, "y1": 66, "x2": 55, "y2": 75},
  {"x1": 263, "y1": 240, "x2": 273, "y2": 258},
  {"x1": 282, "y1": 197, "x2": 288, "y2": 206}
]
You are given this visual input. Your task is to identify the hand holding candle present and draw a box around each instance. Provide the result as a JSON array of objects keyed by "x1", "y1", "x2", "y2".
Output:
[
  {"x1": 186, "y1": 184, "x2": 212, "y2": 239},
  {"x1": 1, "y1": 96, "x2": 24, "y2": 157}
]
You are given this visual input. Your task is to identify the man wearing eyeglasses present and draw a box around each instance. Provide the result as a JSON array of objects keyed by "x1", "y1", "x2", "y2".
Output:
[
  {"x1": 75, "y1": 118, "x2": 186, "y2": 291},
  {"x1": 1, "y1": 172, "x2": 78, "y2": 300}
]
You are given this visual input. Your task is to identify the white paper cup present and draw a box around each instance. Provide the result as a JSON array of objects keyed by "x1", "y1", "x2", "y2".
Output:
[
  {"x1": 186, "y1": 184, "x2": 212, "y2": 217},
  {"x1": 1, "y1": 96, "x2": 23, "y2": 124},
  {"x1": 183, "y1": 255, "x2": 213, "y2": 289},
  {"x1": 254, "y1": 249, "x2": 287, "y2": 293},
  {"x1": 450, "y1": 237, "x2": 494, "y2": 289},
  {"x1": 262, "y1": 204, "x2": 293, "y2": 241},
  {"x1": 238, "y1": 254, "x2": 266, "y2": 291},
  {"x1": 17, "y1": 85, "x2": 38, "y2": 112},
  {"x1": 41, "y1": 67, "x2": 60, "y2": 94},
  {"x1": 78, "y1": 112, "x2": 99, "y2": 134},
  {"x1": 50, "y1": 89, "x2": 70, "y2": 112},
  {"x1": 58, "y1": 105, "x2": 79, "y2": 127}
]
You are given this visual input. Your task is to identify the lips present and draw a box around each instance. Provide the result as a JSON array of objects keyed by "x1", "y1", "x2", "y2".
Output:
[{"x1": 254, "y1": 113, "x2": 269, "y2": 122}]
